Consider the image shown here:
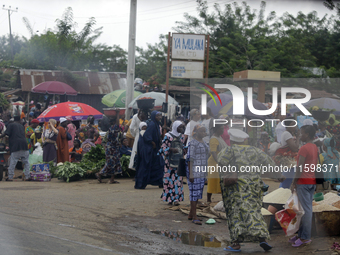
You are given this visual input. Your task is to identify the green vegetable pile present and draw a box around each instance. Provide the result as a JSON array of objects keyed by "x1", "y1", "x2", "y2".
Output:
[
  {"x1": 56, "y1": 162, "x2": 86, "y2": 182},
  {"x1": 80, "y1": 145, "x2": 106, "y2": 176}
]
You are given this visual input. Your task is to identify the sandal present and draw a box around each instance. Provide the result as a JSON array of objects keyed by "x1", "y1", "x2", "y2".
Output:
[
  {"x1": 108, "y1": 180, "x2": 119, "y2": 184},
  {"x1": 260, "y1": 242, "x2": 272, "y2": 251},
  {"x1": 223, "y1": 246, "x2": 241, "y2": 252},
  {"x1": 291, "y1": 238, "x2": 311, "y2": 247},
  {"x1": 173, "y1": 201, "x2": 180, "y2": 206},
  {"x1": 289, "y1": 236, "x2": 298, "y2": 244},
  {"x1": 95, "y1": 173, "x2": 102, "y2": 183},
  {"x1": 192, "y1": 219, "x2": 202, "y2": 225},
  {"x1": 188, "y1": 217, "x2": 201, "y2": 221}
]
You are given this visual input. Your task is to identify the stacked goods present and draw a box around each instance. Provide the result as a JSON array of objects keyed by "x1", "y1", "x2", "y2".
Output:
[
  {"x1": 312, "y1": 192, "x2": 340, "y2": 212},
  {"x1": 263, "y1": 188, "x2": 292, "y2": 204},
  {"x1": 30, "y1": 163, "x2": 51, "y2": 182}
]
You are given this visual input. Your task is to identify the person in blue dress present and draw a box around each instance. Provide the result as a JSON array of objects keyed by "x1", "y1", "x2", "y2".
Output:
[
  {"x1": 135, "y1": 111, "x2": 164, "y2": 189},
  {"x1": 187, "y1": 124, "x2": 209, "y2": 224}
]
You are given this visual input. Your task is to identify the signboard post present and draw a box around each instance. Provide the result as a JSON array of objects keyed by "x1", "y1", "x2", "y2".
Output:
[{"x1": 165, "y1": 33, "x2": 209, "y2": 126}]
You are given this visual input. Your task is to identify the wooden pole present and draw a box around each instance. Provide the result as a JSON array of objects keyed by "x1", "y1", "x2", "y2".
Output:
[
  {"x1": 205, "y1": 35, "x2": 210, "y2": 82},
  {"x1": 27, "y1": 92, "x2": 30, "y2": 118},
  {"x1": 164, "y1": 32, "x2": 171, "y2": 126},
  {"x1": 258, "y1": 81, "x2": 266, "y2": 103}
]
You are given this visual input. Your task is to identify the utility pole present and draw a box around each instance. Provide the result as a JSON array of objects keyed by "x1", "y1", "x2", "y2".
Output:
[
  {"x1": 2, "y1": 5, "x2": 18, "y2": 60},
  {"x1": 125, "y1": 0, "x2": 137, "y2": 119}
]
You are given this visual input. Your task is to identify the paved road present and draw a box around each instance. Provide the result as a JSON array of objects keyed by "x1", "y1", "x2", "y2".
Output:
[{"x1": 0, "y1": 210, "x2": 120, "y2": 255}]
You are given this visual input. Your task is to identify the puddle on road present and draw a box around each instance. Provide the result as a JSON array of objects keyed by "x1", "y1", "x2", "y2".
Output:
[{"x1": 151, "y1": 230, "x2": 223, "y2": 248}]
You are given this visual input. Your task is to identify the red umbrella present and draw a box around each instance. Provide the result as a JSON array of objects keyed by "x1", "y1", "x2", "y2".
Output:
[
  {"x1": 37, "y1": 102, "x2": 103, "y2": 122},
  {"x1": 32, "y1": 81, "x2": 78, "y2": 95}
]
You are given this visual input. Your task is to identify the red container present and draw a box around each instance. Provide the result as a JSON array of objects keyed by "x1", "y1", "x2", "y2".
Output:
[{"x1": 103, "y1": 108, "x2": 126, "y2": 117}]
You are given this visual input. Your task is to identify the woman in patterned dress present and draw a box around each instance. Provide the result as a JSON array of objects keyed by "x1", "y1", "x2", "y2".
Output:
[
  {"x1": 96, "y1": 110, "x2": 122, "y2": 184},
  {"x1": 76, "y1": 115, "x2": 99, "y2": 153},
  {"x1": 160, "y1": 120, "x2": 186, "y2": 205},
  {"x1": 218, "y1": 129, "x2": 285, "y2": 252},
  {"x1": 186, "y1": 124, "x2": 209, "y2": 225}
]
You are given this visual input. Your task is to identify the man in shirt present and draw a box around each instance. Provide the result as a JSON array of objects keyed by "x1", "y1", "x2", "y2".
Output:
[
  {"x1": 184, "y1": 109, "x2": 201, "y2": 146},
  {"x1": 0, "y1": 115, "x2": 31, "y2": 181}
]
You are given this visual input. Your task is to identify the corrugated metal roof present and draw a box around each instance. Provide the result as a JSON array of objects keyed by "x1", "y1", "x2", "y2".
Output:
[{"x1": 20, "y1": 69, "x2": 127, "y2": 95}]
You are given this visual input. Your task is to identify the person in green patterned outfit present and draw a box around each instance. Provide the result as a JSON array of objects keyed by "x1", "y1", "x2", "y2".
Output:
[{"x1": 218, "y1": 128, "x2": 285, "y2": 252}]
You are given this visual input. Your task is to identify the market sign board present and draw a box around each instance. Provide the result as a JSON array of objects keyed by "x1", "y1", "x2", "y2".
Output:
[
  {"x1": 171, "y1": 61, "x2": 204, "y2": 79},
  {"x1": 172, "y1": 34, "x2": 205, "y2": 60}
]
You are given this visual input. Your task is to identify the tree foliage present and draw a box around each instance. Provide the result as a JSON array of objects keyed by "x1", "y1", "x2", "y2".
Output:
[{"x1": 1, "y1": 2, "x2": 340, "y2": 90}]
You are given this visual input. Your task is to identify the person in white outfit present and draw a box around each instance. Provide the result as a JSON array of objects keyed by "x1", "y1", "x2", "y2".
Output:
[{"x1": 129, "y1": 110, "x2": 147, "y2": 169}]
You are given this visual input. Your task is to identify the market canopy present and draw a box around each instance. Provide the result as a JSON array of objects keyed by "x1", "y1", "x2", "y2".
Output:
[
  {"x1": 32, "y1": 81, "x2": 78, "y2": 95},
  {"x1": 101, "y1": 89, "x2": 142, "y2": 108},
  {"x1": 289, "y1": 97, "x2": 340, "y2": 115},
  {"x1": 128, "y1": 92, "x2": 178, "y2": 109},
  {"x1": 37, "y1": 102, "x2": 102, "y2": 122}
]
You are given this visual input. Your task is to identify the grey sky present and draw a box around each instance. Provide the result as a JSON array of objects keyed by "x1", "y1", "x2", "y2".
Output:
[{"x1": 1, "y1": 0, "x2": 331, "y2": 51}]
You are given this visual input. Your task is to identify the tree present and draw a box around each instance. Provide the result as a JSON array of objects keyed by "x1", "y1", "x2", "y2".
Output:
[
  {"x1": 14, "y1": 7, "x2": 103, "y2": 71},
  {"x1": 174, "y1": 1, "x2": 320, "y2": 78},
  {"x1": 0, "y1": 35, "x2": 26, "y2": 67}
]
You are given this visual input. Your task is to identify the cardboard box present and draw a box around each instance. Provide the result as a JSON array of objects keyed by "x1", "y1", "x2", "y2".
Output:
[
  {"x1": 30, "y1": 172, "x2": 51, "y2": 182},
  {"x1": 32, "y1": 164, "x2": 50, "y2": 173}
]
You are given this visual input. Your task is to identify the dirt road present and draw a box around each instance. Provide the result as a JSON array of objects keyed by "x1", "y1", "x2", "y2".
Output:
[{"x1": 0, "y1": 175, "x2": 339, "y2": 255}]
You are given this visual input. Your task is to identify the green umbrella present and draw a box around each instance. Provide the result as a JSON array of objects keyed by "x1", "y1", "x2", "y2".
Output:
[{"x1": 102, "y1": 89, "x2": 142, "y2": 108}]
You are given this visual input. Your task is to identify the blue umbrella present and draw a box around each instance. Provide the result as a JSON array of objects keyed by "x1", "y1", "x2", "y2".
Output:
[{"x1": 289, "y1": 97, "x2": 340, "y2": 115}]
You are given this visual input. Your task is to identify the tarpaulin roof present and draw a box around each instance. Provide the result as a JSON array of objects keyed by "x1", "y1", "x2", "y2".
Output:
[{"x1": 20, "y1": 69, "x2": 127, "y2": 95}]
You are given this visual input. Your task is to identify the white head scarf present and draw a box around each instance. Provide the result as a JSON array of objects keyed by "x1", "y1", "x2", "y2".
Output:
[
  {"x1": 170, "y1": 120, "x2": 183, "y2": 137},
  {"x1": 139, "y1": 122, "x2": 147, "y2": 130}
]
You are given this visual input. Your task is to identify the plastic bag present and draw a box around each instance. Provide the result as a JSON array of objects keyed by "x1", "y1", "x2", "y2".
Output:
[
  {"x1": 32, "y1": 143, "x2": 43, "y2": 157},
  {"x1": 275, "y1": 191, "x2": 305, "y2": 236},
  {"x1": 28, "y1": 154, "x2": 43, "y2": 166},
  {"x1": 213, "y1": 201, "x2": 225, "y2": 212}
]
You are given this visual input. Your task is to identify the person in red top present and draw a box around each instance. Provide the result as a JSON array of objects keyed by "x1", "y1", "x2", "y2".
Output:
[
  {"x1": 290, "y1": 125, "x2": 318, "y2": 247},
  {"x1": 93, "y1": 132, "x2": 102, "y2": 145}
]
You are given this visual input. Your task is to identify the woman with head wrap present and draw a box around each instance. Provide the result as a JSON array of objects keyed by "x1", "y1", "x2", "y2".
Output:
[
  {"x1": 219, "y1": 129, "x2": 285, "y2": 252},
  {"x1": 76, "y1": 115, "x2": 98, "y2": 153},
  {"x1": 42, "y1": 119, "x2": 59, "y2": 163},
  {"x1": 26, "y1": 119, "x2": 39, "y2": 153},
  {"x1": 96, "y1": 110, "x2": 122, "y2": 184},
  {"x1": 134, "y1": 122, "x2": 148, "y2": 187},
  {"x1": 30, "y1": 126, "x2": 43, "y2": 149},
  {"x1": 67, "y1": 120, "x2": 77, "y2": 150},
  {"x1": 186, "y1": 124, "x2": 209, "y2": 224},
  {"x1": 160, "y1": 120, "x2": 186, "y2": 205},
  {"x1": 320, "y1": 138, "x2": 340, "y2": 184},
  {"x1": 135, "y1": 111, "x2": 164, "y2": 189}
]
